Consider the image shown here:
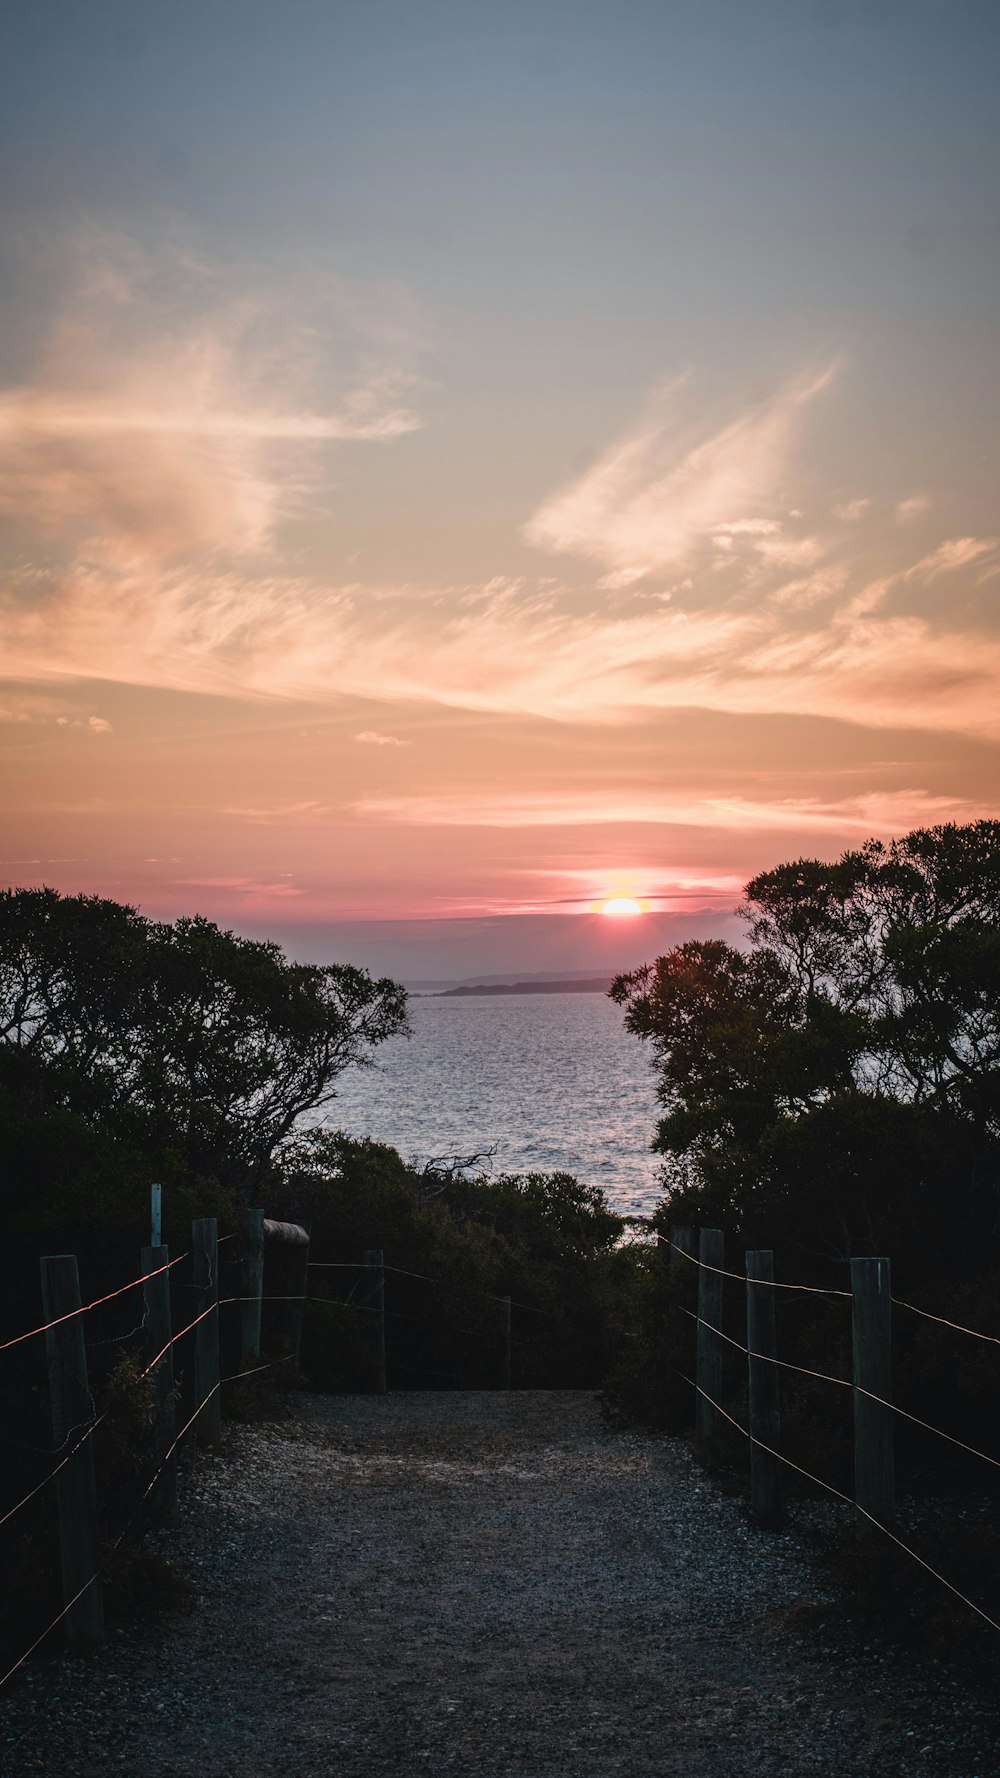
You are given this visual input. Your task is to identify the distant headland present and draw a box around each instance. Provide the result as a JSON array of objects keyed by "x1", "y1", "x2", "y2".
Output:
[{"x1": 433, "y1": 976, "x2": 614, "y2": 998}]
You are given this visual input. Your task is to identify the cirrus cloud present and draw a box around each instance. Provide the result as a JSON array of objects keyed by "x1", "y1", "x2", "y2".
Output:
[{"x1": 522, "y1": 365, "x2": 836, "y2": 581}]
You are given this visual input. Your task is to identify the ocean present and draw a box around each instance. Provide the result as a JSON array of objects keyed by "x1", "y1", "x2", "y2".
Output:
[{"x1": 323, "y1": 989, "x2": 664, "y2": 1221}]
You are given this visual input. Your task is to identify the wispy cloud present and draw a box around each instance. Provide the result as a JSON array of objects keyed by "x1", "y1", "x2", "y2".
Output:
[
  {"x1": 0, "y1": 228, "x2": 423, "y2": 565},
  {"x1": 522, "y1": 365, "x2": 836, "y2": 581},
  {"x1": 5, "y1": 553, "x2": 1000, "y2": 739},
  {"x1": 906, "y1": 536, "x2": 999, "y2": 581},
  {"x1": 173, "y1": 875, "x2": 304, "y2": 900},
  {"x1": 354, "y1": 730, "x2": 410, "y2": 747},
  {"x1": 350, "y1": 787, "x2": 995, "y2": 834}
]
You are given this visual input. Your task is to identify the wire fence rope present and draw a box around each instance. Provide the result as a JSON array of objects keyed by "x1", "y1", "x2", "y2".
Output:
[
  {"x1": 680, "y1": 1287, "x2": 1000, "y2": 1474},
  {"x1": 677, "y1": 1369, "x2": 1000, "y2": 1637},
  {"x1": 0, "y1": 1251, "x2": 191, "y2": 1357},
  {"x1": 0, "y1": 1343, "x2": 297, "y2": 1693}
]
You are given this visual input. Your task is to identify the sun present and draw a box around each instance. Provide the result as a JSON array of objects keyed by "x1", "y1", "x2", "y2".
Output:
[{"x1": 601, "y1": 897, "x2": 643, "y2": 917}]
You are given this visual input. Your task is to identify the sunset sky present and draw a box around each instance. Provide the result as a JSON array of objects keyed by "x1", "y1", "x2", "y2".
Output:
[{"x1": 2, "y1": 1, "x2": 999, "y2": 978}]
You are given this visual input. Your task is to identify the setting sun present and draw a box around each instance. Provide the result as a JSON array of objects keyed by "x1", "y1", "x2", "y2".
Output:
[{"x1": 601, "y1": 897, "x2": 643, "y2": 917}]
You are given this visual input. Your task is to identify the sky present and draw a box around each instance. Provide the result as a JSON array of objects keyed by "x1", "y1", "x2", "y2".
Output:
[{"x1": 1, "y1": 0, "x2": 999, "y2": 978}]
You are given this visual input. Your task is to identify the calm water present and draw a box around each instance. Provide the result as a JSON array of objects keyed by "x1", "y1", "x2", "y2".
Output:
[{"x1": 323, "y1": 991, "x2": 664, "y2": 1220}]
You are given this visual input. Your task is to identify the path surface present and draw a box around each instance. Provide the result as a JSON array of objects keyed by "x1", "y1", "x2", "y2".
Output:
[{"x1": 1, "y1": 1391, "x2": 993, "y2": 1776}]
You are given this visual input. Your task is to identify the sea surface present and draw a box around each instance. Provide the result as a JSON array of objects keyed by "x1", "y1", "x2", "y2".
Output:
[{"x1": 322, "y1": 990, "x2": 664, "y2": 1220}]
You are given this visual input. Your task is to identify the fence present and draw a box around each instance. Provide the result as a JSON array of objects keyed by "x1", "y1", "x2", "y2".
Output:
[
  {"x1": 667, "y1": 1224, "x2": 1000, "y2": 1635},
  {"x1": 0, "y1": 1207, "x2": 314, "y2": 1686},
  {"x1": 0, "y1": 1212, "x2": 549, "y2": 1689},
  {"x1": 5, "y1": 1210, "x2": 1000, "y2": 1687}
]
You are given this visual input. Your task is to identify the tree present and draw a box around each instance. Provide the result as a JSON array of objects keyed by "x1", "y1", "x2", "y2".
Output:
[
  {"x1": 0, "y1": 888, "x2": 408, "y2": 1210},
  {"x1": 611, "y1": 823, "x2": 1000, "y2": 1269},
  {"x1": 745, "y1": 822, "x2": 1000, "y2": 1127}
]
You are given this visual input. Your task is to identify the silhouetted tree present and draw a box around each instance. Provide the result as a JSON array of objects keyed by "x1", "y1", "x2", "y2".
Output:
[
  {"x1": 0, "y1": 888, "x2": 408, "y2": 1213},
  {"x1": 611, "y1": 822, "x2": 1000, "y2": 1271}
]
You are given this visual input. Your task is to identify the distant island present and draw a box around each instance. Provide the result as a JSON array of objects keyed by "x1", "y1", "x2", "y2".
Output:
[{"x1": 435, "y1": 976, "x2": 614, "y2": 998}]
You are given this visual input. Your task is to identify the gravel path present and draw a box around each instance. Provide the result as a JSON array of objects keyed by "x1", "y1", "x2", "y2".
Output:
[{"x1": 2, "y1": 1390, "x2": 996, "y2": 1777}]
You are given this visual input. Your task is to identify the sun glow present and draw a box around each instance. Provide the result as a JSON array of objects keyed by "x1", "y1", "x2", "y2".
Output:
[{"x1": 601, "y1": 897, "x2": 643, "y2": 917}]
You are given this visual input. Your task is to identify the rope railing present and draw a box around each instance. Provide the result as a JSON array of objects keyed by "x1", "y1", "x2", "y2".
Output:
[
  {"x1": 0, "y1": 1250, "x2": 191, "y2": 1356},
  {"x1": 666, "y1": 1240, "x2": 852, "y2": 1298},
  {"x1": 0, "y1": 1236, "x2": 242, "y2": 1362},
  {"x1": 0, "y1": 1345, "x2": 295, "y2": 1693},
  {"x1": 890, "y1": 1295, "x2": 1000, "y2": 1347},
  {"x1": 671, "y1": 1222, "x2": 1000, "y2": 1643},
  {"x1": 313, "y1": 1258, "x2": 557, "y2": 1319},
  {"x1": 13, "y1": 1201, "x2": 998, "y2": 1692},
  {"x1": 678, "y1": 1369, "x2": 1000, "y2": 1636},
  {"x1": 668, "y1": 1236, "x2": 1000, "y2": 1344},
  {"x1": 678, "y1": 1303, "x2": 1000, "y2": 1476},
  {"x1": 0, "y1": 1201, "x2": 545, "y2": 1688},
  {"x1": 0, "y1": 1216, "x2": 539, "y2": 1681},
  {"x1": 0, "y1": 1291, "x2": 274, "y2": 1541}
]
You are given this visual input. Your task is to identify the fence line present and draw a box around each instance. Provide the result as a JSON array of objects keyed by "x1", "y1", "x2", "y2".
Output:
[
  {"x1": 677, "y1": 1369, "x2": 1000, "y2": 1636},
  {"x1": 678, "y1": 1302, "x2": 1000, "y2": 1475},
  {"x1": 670, "y1": 1222, "x2": 1000, "y2": 1642},
  {"x1": 0, "y1": 1212, "x2": 312, "y2": 1690},
  {"x1": 668, "y1": 1235, "x2": 1000, "y2": 1345},
  {"x1": 666, "y1": 1240, "x2": 852, "y2": 1298},
  {"x1": 11, "y1": 1203, "x2": 998, "y2": 1684},
  {"x1": 0, "y1": 1291, "x2": 284, "y2": 1540},
  {"x1": 1, "y1": 1211, "x2": 534, "y2": 1678},
  {"x1": 890, "y1": 1295, "x2": 1000, "y2": 1346},
  {"x1": 0, "y1": 1347, "x2": 294, "y2": 1692}
]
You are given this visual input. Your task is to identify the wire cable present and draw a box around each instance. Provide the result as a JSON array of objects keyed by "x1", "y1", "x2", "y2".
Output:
[
  {"x1": 682, "y1": 1308, "x2": 1000, "y2": 1474},
  {"x1": 667, "y1": 1240, "x2": 851, "y2": 1298},
  {"x1": 891, "y1": 1296, "x2": 1000, "y2": 1347},
  {"x1": 0, "y1": 1251, "x2": 190, "y2": 1356},
  {"x1": 677, "y1": 1369, "x2": 1000, "y2": 1636}
]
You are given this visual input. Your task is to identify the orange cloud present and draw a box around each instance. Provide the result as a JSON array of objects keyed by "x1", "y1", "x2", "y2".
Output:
[
  {"x1": 522, "y1": 365, "x2": 836, "y2": 580},
  {"x1": 349, "y1": 787, "x2": 997, "y2": 834}
]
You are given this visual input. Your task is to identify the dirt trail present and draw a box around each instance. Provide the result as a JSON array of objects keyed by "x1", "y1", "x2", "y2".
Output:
[{"x1": 1, "y1": 1391, "x2": 993, "y2": 1776}]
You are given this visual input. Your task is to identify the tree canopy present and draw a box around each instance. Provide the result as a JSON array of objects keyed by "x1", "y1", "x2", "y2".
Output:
[
  {"x1": 611, "y1": 822, "x2": 1000, "y2": 1269},
  {"x1": 0, "y1": 887, "x2": 408, "y2": 1214}
]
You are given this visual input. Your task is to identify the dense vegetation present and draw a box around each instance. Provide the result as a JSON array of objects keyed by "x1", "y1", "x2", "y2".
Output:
[
  {"x1": 607, "y1": 820, "x2": 1000, "y2": 1454},
  {"x1": 279, "y1": 1132, "x2": 625, "y2": 1391},
  {"x1": 0, "y1": 887, "x2": 624, "y2": 1395}
]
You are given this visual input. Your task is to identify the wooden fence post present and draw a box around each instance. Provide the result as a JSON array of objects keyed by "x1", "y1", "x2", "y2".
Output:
[
  {"x1": 695, "y1": 1228, "x2": 725, "y2": 1456},
  {"x1": 192, "y1": 1217, "x2": 221, "y2": 1445},
  {"x1": 40, "y1": 1255, "x2": 104, "y2": 1649},
  {"x1": 238, "y1": 1208, "x2": 265, "y2": 1368},
  {"x1": 746, "y1": 1249, "x2": 782, "y2": 1529},
  {"x1": 364, "y1": 1248, "x2": 387, "y2": 1394},
  {"x1": 499, "y1": 1295, "x2": 512, "y2": 1391},
  {"x1": 851, "y1": 1256, "x2": 894, "y2": 1534},
  {"x1": 141, "y1": 1244, "x2": 177, "y2": 1523}
]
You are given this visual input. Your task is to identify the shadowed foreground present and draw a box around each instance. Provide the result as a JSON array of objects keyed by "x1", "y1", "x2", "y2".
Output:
[{"x1": 1, "y1": 1392, "x2": 991, "y2": 1776}]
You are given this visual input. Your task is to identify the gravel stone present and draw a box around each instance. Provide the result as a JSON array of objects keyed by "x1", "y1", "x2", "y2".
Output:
[{"x1": 1, "y1": 1390, "x2": 996, "y2": 1776}]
